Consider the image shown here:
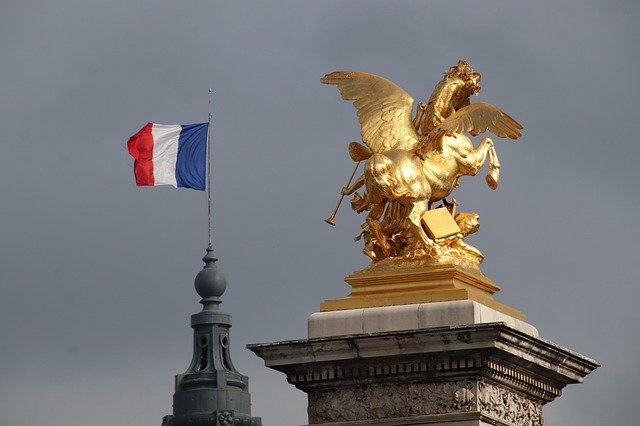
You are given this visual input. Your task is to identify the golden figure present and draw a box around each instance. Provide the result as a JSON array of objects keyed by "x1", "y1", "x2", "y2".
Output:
[{"x1": 322, "y1": 60, "x2": 522, "y2": 269}]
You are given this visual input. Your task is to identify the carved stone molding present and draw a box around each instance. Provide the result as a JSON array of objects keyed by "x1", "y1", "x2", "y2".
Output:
[
  {"x1": 478, "y1": 380, "x2": 542, "y2": 426},
  {"x1": 308, "y1": 380, "x2": 476, "y2": 424},
  {"x1": 307, "y1": 378, "x2": 544, "y2": 425},
  {"x1": 484, "y1": 359, "x2": 560, "y2": 402},
  {"x1": 288, "y1": 353, "x2": 559, "y2": 405},
  {"x1": 290, "y1": 354, "x2": 482, "y2": 385}
]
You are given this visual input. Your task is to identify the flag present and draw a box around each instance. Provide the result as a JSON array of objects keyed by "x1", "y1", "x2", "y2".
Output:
[{"x1": 127, "y1": 122, "x2": 209, "y2": 191}]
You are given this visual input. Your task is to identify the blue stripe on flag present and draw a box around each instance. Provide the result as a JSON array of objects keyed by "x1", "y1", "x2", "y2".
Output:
[{"x1": 176, "y1": 123, "x2": 208, "y2": 191}]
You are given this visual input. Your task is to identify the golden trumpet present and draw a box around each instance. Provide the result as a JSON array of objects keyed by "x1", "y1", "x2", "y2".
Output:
[
  {"x1": 324, "y1": 205, "x2": 339, "y2": 226},
  {"x1": 325, "y1": 161, "x2": 361, "y2": 226},
  {"x1": 325, "y1": 142, "x2": 372, "y2": 226}
]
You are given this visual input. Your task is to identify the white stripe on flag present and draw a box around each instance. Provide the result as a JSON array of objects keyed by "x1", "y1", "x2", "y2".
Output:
[{"x1": 151, "y1": 124, "x2": 181, "y2": 187}]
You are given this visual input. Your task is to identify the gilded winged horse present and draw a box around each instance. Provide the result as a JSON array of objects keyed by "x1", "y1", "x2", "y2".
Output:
[{"x1": 322, "y1": 60, "x2": 522, "y2": 261}]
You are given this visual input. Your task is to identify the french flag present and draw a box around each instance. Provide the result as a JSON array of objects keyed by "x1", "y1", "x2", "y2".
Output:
[{"x1": 127, "y1": 122, "x2": 209, "y2": 191}]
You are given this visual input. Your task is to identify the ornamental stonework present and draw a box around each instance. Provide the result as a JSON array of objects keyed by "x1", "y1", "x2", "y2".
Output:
[
  {"x1": 478, "y1": 380, "x2": 543, "y2": 426},
  {"x1": 308, "y1": 380, "x2": 476, "y2": 424}
]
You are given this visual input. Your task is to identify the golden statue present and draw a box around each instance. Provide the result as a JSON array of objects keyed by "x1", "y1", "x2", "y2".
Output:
[{"x1": 323, "y1": 60, "x2": 522, "y2": 270}]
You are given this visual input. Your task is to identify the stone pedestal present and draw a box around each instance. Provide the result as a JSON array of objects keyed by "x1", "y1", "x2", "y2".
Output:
[
  {"x1": 308, "y1": 300, "x2": 538, "y2": 339},
  {"x1": 320, "y1": 263, "x2": 521, "y2": 319},
  {"x1": 248, "y1": 265, "x2": 598, "y2": 425}
]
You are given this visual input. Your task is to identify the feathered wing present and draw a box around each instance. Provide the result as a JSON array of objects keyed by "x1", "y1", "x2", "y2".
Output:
[
  {"x1": 437, "y1": 102, "x2": 523, "y2": 139},
  {"x1": 321, "y1": 71, "x2": 421, "y2": 153},
  {"x1": 416, "y1": 102, "x2": 523, "y2": 155}
]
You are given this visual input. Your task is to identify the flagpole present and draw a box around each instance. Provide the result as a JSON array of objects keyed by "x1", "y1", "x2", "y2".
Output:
[{"x1": 207, "y1": 88, "x2": 213, "y2": 249}]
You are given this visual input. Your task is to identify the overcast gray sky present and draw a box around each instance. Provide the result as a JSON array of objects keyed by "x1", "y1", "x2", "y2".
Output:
[{"x1": 0, "y1": 1, "x2": 638, "y2": 425}]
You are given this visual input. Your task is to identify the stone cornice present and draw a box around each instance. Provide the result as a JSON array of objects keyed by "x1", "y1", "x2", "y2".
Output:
[{"x1": 248, "y1": 322, "x2": 598, "y2": 403}]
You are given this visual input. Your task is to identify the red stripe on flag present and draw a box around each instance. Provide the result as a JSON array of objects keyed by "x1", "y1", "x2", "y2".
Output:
[{"x1": 127, "y1": 123, "x2": 155, "y2": 186}]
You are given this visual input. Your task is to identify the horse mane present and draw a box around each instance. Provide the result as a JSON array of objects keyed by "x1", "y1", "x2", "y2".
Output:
[{"x1": 420, "y1": 60, "x2": 481, "y2": 135}]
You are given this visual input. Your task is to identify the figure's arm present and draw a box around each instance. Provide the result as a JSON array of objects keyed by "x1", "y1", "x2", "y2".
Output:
[{"x1": 342, "y1": 174, "x2": 365, "y2": 195}]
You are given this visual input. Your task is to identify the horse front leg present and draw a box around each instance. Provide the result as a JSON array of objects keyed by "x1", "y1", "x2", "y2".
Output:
[
  {"x1": 461, "y1": 137, "x2": 494, "y2": 176},
  {"x1": 486, "y1": 144, "x2": 500, "y2": 190}
]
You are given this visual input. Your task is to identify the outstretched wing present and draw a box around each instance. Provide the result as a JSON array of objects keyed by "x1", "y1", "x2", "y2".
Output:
[
  {"x1": 437, "y1": 102, "x2": 523, "y2": 139},
  {"x1": 321, "y1": 71, "x2": 421, "y2": 153}
]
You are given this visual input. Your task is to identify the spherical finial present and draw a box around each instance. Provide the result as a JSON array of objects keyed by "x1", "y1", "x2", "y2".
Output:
[{"x1": 194, "y1": 245, "x2": 227, "y2": 299}]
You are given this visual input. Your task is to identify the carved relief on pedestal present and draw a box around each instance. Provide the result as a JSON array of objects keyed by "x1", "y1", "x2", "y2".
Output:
[
  {"x1": 308, "y1": 380, "x2": 476, "y2": 424},
  {"x1": 477, "y1": 380, "x2": 543, "y2": 426}
]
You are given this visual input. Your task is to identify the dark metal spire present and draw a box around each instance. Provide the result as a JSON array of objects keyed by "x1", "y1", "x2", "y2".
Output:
[{"x1": 162, "y1": 247, "x2": 261, "y2": 426}]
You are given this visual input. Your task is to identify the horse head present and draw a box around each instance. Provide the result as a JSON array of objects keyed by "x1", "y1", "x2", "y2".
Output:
[{"x1": 421, "y1": 60, "x2": 482, "y2": 134}]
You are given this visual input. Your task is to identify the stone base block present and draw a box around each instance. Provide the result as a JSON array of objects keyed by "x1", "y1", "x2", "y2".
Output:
[
  {"x1": 248, "y1": 323, "x2": 599, "y2": 426},
  {"x1": 308, "y1": 300, "x2": 538, "y2": 339}
]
